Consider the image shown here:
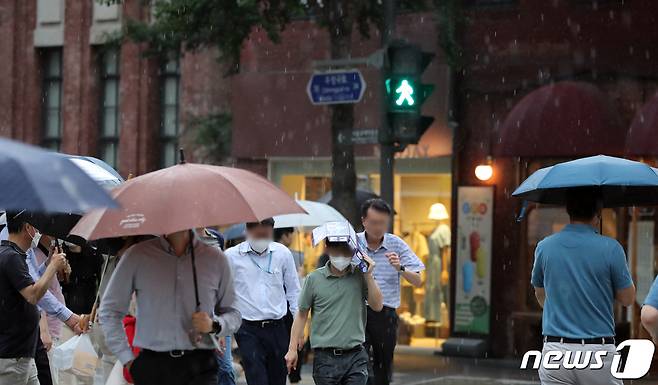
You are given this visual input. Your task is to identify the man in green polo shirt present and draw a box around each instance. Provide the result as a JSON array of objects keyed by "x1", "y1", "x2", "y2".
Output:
[{"x1": 285, "y1": 235, "x2": 383, "y2": 385}]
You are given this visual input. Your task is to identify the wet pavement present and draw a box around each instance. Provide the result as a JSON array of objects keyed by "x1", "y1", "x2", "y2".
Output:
[{"x1": 236, "y1": 350, "x2": 658, "y2": 385}]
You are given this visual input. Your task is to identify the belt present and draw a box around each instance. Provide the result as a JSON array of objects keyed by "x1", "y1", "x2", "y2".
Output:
[
  {"x1": 544, "y1": 336, "x2": 616, "y2": 345},
  {"x1": 141, "y1": 349, "x2": 211, "y2": 358},
  {"x1": 242, "y1": 318, "x2": 284, "y2": 328},
  {"x1": 315, "y1": 345, "x2": 363, "y2": 356}
]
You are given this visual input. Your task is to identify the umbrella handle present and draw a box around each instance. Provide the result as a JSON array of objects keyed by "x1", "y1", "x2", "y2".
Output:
[{"x1": 189, "y1": 229, "x2": 201, "y2": 309}]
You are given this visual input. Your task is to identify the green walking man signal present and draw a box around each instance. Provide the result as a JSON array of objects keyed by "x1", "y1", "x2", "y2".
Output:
[
  {"x1": 382, "y1": 41, "x2": 435, "y2": 148},
  {"x1": 395, "y1": 79, "x2": 415, "y2": 106}
]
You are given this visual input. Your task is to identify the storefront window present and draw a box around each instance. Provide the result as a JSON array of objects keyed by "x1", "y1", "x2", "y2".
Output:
[{"x1": 280, "y1": 172, "x2": 452, "y2": 348}]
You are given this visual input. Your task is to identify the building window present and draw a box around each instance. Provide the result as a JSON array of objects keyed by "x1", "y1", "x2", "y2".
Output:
[
  {"x1": 99, "y1": 48, "x2": 120, "y2": 169},
  {"x1": 41, "y1": 49, "x2": 63, "y2": 150},
  {"x1": 160, "y1": 57, "x2": 180, "y2": 168}
]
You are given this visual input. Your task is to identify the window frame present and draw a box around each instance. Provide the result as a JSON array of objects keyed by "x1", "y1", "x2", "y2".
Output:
[
  {"x1": 40, "y1": 48, "x2": 63, "y2": 151},
  {"x1": 98, "y1": 47, "x2": 121, "y2": 169},
  {"x1": 159, "y1": 56, "x2": 181, "y2": 168}
]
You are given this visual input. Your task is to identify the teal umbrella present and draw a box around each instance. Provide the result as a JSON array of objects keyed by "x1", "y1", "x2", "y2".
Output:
[{"x1": 513, "y1": 155, "x2": 658, "y2": 208}]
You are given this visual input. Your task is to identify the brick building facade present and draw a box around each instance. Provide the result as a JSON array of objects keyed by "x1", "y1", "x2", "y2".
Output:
[
  {"x1": 4, "y1": 0, "x2": 658, "y2": 358},
  {"x1": 0, "y1": 0, "x2": 229, "y2": 177}
]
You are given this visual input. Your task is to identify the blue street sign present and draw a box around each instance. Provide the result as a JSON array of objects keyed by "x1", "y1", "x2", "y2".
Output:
[{"x1": 307, "y1": 69, "x2": 366, "y2": 105}]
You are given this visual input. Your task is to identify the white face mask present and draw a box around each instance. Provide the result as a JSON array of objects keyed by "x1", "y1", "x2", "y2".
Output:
[
  {"x1": 248, "y1": 238, "x2": 271, "y2": 254},
  {"x1": 29, "y1": 228, "x2": 42, "y2": 250},
  {"x1": 329, "y1": 255, "x2": 352, "y2": 271}
]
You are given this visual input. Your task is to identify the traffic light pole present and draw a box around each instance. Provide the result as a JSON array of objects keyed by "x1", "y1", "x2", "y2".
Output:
[{"x1": 380, "y1": 0, "x2": 395, "y2": 221}]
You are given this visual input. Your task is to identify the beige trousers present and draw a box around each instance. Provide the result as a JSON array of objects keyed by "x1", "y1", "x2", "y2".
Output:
[{"x1": 0, "y1": 357, "x2": 39, "y2": 385}]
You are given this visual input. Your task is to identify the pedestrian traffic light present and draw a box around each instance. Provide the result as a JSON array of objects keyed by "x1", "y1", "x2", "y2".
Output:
[{"x1": 383, "y1": 41, "x2": 435, "y2": 147}]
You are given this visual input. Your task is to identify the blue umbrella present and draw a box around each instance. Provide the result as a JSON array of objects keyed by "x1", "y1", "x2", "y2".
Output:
[
  {"x1": 0, "y1": 138, "x2": 118, "y2": 213},
  {"x1": 224, "y1": 223, "x2": 246, "y2": 241},
  {"x1": 513, "y1": 155, "x2": 658, "y2": 208},
  {"x1": 63, "y1": 155, "x2": 124, "y2": 189}
]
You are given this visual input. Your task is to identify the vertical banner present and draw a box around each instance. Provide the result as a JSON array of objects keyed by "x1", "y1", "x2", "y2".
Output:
[{"x1": 454, "y1": 186, "x2": 493, "y2": 334}]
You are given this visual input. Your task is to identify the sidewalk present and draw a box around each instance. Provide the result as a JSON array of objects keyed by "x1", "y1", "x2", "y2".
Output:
[{"x1": 236, "y1": 350, "x2": 658, "y2": 385}]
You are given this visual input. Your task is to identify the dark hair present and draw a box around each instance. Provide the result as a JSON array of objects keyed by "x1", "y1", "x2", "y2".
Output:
[
  {"x1": 274, "y1": 227, "x2": 294, "y2": 242},
  {"x1": 325, "y1": 240, "x2": 353, "y2": 254},
  {"x1": 361, "y1": 198, "x2": 392, "y2": 218},
  {"x1": 5, "y1": 211, "x2": 28, "y2": 234},
  {"x1": 566, "y1": 187, "x2": 600, "y2": 220},
  {"x1": 246, "y1": 218, "x2": 275, "y2": 229}
]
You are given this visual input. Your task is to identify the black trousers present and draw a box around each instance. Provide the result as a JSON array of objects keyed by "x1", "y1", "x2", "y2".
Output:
[
  {"x1": 313, "y1": 346, "x2": 369, "y2": 385},
  {"x1": 129, "y1": 349, "x2": 218, "y2": 385},
  {"x1": 35, "y1": 334, "x2": 52, "y2": 385},
  {"x1": 364, "y1": 307, "x2": 398, "y2": 385},
  {"x1": 235, "y1": 320, "x2": 288, "y2": 385}
]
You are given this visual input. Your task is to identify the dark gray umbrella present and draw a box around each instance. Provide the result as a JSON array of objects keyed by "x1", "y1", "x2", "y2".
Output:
[{"x1": 0, "y1": 138, "x2": 117, "y2": 213}]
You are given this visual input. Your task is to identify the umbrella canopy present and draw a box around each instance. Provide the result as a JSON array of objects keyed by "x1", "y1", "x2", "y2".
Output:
[
  {"x1": 274, "y1": 200, "x2": 347, "y2": 229},
  {"x1": 223, "y1": 223, "x2": 246, "y2": 241},
  {"x1": 65, "y1": 156, "x2": 123, "y2": 189},
  {"x1": 24, "y1": 154, "x2": 123, "y2": 244},
  {"x1": 0, "y1": 138, "x2": 118, "y2": 213},
  {"x1": 494, "y1": 82, "x2": 625, "y2": 157},
  {"x1": 70, "y1": 163, "x2": 306, "y2": 240},
  {"x1": 512, "y1": 155, "x2": 658, "y2": 207}
]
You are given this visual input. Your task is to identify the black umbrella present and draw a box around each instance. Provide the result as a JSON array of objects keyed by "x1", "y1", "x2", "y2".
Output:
[{"x1": 25, "y1": 212, "x2": 86, "y2": 246}]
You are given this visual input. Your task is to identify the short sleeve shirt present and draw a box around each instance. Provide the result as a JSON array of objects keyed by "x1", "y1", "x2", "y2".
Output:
[
  {"x1": 0, "y1": 240, "x2": 40, "y2": 358},
  {"x1": 531, "y1": 224, "x2": 633, "y2": 338},
  {"x1": 643, "y1": 277, "x2": 658, "y2": 309},
  {"x1": 299, "y1": 262, "x2": 368, "y2": 349}
]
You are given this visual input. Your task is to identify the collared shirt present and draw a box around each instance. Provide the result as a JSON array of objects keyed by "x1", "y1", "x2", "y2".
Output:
[
  {"x1": 224, "y1": 241, "x2": 300, "y2": 321},
  {"x1": 0, "y1": 240, "x2": 40, "y2": 358},
  {"x1": 356, "y1": 232, "x2": 425, "y2": 309},
  {"x1": 26, "y1": 248, "x2": 72, "y2": 326},
  {"x1": 299, "y1": 262, "x2": 367, "y2": 349},
  {"x1": 532, "y1": 224, "x2": 633, "y2": 339},
  {"x1": 99, "y1": 237, "x2": 241, "y2": 365}
]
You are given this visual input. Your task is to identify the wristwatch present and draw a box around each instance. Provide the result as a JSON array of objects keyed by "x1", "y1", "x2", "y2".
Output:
[
  {"x1": 399, "y1": 266, "x2": 406, "y2": 272},
  {"x1": 211, "y1": 321, "x2": 221, "y2": 334}
]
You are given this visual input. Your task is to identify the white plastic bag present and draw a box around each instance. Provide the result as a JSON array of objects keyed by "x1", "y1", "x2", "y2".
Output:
[
  {"x1": 52, "y1": 334, "x2": 100, "y2": 378},
  {"x1": 104, "y1": 360, "x2": 127, "y2": 385}
]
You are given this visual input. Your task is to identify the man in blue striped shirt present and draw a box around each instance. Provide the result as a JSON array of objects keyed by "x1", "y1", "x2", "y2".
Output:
[{"x1": 357, "y1": 199, "x2": 425, "y2": 385}]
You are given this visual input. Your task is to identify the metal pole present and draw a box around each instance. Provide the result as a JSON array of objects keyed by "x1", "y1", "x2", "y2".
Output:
[{"x1": 380, "y1": 0, "x2": 395, "y2": 223}]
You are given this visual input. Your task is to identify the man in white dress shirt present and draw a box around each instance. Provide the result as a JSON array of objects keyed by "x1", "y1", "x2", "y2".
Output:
[{"x1": 225, "y1": 218, "x2": 300, "y2": 385}]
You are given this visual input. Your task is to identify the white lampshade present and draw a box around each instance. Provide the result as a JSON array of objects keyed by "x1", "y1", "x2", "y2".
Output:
[{"x1": 428, "y1": 203, "x2": 449, "y2": 220}]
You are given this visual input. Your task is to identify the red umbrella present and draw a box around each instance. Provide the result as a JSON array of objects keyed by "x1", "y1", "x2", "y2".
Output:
[
  {"x1": 70, "y1": 162, "x2": 306, "y2": 240},
  {"x1": 494, "y1": 81, "x2": 624, "y2": 157},
  {"x1": 626, "y1": 92, "x2": 658, "y2": 156}
]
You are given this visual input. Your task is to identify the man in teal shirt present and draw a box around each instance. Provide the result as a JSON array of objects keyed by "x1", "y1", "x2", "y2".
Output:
[{"x1": 531, "y1": 187, "x2": 635, "y2": 385}]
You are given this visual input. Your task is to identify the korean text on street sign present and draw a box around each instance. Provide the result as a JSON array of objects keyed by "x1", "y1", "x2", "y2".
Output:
[{"x1": 307, "y1": 69, "x2": 366, "y2": 105}]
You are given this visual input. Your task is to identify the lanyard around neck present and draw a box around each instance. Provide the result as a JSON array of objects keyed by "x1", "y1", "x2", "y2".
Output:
[{"x1": 248, "y1": 250, "x2": 273, "y2": 274}]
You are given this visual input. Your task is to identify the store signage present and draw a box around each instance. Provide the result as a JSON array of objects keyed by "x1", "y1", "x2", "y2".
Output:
[
  {"x1": 454, "y1": 186, "x2": 493, "y2": 335},
  {"x1": 307, "y1": 69, "x2": 366, "y2": 105}
]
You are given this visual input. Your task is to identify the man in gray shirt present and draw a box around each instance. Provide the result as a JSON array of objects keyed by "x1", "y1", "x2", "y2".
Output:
[{"x1": 99, "y1": 230, "x2": 241, "y2": 385}]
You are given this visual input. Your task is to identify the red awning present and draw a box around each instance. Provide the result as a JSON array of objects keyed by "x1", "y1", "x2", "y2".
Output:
[
  {"x1": 494, "y1": 81, "x2": 624, "y2": 157},
  {"x1": 626, "y1": 93, "x2": 658, "y2": 156}
]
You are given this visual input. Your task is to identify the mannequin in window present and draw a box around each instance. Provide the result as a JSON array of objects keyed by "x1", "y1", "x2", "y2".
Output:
[{"x1": 425, "y1": 203, "x2": 451, "y2": 323}]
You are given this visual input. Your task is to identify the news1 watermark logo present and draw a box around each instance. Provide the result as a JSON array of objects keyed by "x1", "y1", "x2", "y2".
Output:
[{"x1": 520, "y1": 340, "x2": 655, "y2": 379}]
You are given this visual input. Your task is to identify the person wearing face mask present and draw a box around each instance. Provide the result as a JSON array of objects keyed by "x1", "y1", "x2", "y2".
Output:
[
  {"x1": 0, "y1": 211, "x2": 68, "y2": 385},
  {"x1": 285, "y1": 234, "x2": 383, "y2": 385},
  {"x1": 224, "y1": 218, "x2": 301, "y2": 385},
  {"x1": 23, "y1": 227, "x2": 85, "y2": 385}
]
